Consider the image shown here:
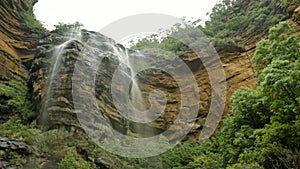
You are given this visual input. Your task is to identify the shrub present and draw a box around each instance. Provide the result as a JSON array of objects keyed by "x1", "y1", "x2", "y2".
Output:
[
  {"x1": 58, "y1": 148, "x2": 95, "y2": 169},
  {"x1": 0, "y1": 80, "x2": 34, "y2": 121}
]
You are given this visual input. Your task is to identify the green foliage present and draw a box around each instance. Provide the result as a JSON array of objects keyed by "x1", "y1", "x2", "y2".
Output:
[
  {"x1": 132, "y1": 0, "x2": 291, "y2": 56},
  {"x1": 280, "y1": 0, "x2": 300, "y2": 8},
  {"x1": 183, "y1": 152, "x2": 223, "y2": 169},
  {"x1": 21, "y1": 12, "x2": 45, "y2": 31},
  {"x1": 0, "y1": 149, "x2": 27, "y2": 166},
  {"x1": 252, "y1": 21, "x2": 299, "y2": 74},
  {"x1": 131, "y1": 32, "x2": 191, "y2": 59},
  {"x1": 210, "y1": 37, "x2": 244, "y2": 52},
  {"x1": 159, "y1": 142, "x2": 202, "y2": 168},
  {"x1": 21, "y1": 0, "x2": 46, "y2": 33},
  {"x1": 123, "y1": 141, "x2": 207, "y2": 169},
  {"x1": 0, "y1": 117, "x2": 40, "y2": 166},
  {"x1": 230, "y1": 21, "x2": 300, "y2": 168},
  {"x1": 58, "y1": 148, "x2": 95, "y2": 169},
  {"x1": 124, "y1": 1, "x2": 300, "y2": 168},
  {"x1": 231, "y1": 87, "x2": 269, "y2": 128},
  {"x1": 0, "y1": 117, "x2": 41, "y2": 144},
  {"x1": 130, "y1": 34, "x2": 161, "y2": 50},
  {"x1": 0, "y1": 80, "x2": 34, "y2": 121},
  {"x1": 53, "y1": 22, "x2": 83, "y2": 35},
  {"x1": 128, "y1": 20, "x2": 300, "y2": 169},
  {"x1": 227, "y1": 163, "x2": 264, "y2": 169},
  {"x1": 204, "y1": 0, "x2": 289, "y2": 47},
  {"x1": 23, "y1": 0, "x2": 38, "y2": 9},
  {"x1": 0, "y1": 117, "x2": 98, "y2": 168},
  {"x1": 131, "y1": 23, "x2": 204, "y2": 59},
  {"x1": 31, "y1": 57, "x2": 51, "y2": 70}
]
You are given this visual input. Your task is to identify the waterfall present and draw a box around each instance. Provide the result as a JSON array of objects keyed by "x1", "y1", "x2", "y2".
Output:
[
  {"x1": 111, "y1": 46, "x2": 146, "y2": 134},
  {"x1": 40, "y1": 28, "x2": 149, "y2": 136},
  {"x1": 112, "y1": 46, "x2": 145, "y2": 111},
  {"x1": 40, "y1": 28, "x2": 82, "y2": 126}
]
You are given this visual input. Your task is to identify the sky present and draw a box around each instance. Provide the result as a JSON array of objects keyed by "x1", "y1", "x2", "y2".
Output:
[{"x1": 34, "y1": 0, "x2": 219, "y2": 32}]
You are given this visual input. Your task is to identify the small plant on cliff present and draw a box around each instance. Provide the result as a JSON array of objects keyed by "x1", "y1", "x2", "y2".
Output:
[
  {"x1": 20, "y1": 0, "x2": 47, "y2": 33},
  {"x1": 52, "y1": 22, "x2": 83, "y2": 35},
  {"x1": 21, "y1": 12, "x2": 43, "y2": 30}
]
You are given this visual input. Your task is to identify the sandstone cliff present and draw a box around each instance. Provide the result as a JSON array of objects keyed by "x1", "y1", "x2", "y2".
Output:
[
  {"x1": 1, "y1": 0, "x2": 299, "y2": 140},
  {"x1": 0, "y1": 0, "x2": 43, "y2": 122}
]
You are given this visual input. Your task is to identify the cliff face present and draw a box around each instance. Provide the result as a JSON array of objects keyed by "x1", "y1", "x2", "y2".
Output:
[
  {"x1": 0, "y1": 0, "x2": 42, "y2": 122},
  {"x1": 135, "y1": 40, "x2": 257, "y2": 140},
  {"x1": 1, "y1": 0, "x2": 299, "y2": 140},
  {"x1": 0, "y1": 0, "x2": 40, "y2": 79}
]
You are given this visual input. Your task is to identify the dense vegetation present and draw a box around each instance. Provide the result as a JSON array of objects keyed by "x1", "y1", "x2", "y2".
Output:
[
  {"x1": 203, "y1": 0, "x2": 294, "y2": 46},
  {"x1": 127, "y1": 0, "x2": 300, "y2": 168},
  {"x1": 127, "y1": 19, "x2": 300, "y2": 169},
  {"x1": 131, "y1": 0, "x2": 297, "y2": 53}
]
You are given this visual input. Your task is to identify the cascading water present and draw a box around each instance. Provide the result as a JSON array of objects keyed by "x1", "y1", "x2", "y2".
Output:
[
  {"x1": 40, "y1": 28, "x2": 82, "y2": 126},
  {"x1": 112, "y1": 46, "x2": 145, "y2": 112},
  {"x1": 110, "y1": 45, "x2": 148, "y2": 135},
  {"x1": 40, "y1": 27, "x2": 150, "y2": 136}
]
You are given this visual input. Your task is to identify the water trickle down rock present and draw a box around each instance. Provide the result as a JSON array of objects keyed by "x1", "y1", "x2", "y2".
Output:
[
  {"x1": 31, "y1": 29, "x2": 154, "y2": 136},
  {"x1": 38, "y1": 28, "x2": 83, "y2": 128}
]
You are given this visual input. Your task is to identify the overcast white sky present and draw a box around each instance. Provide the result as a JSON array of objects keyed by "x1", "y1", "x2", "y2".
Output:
[{"x1": 34, "y1": 0, "x2": 219, "y2": 32}]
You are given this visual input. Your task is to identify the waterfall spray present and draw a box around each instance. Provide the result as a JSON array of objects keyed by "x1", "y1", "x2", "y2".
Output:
[{"x1": 40, "y1": 28, "x2": 82, "y2": 127}]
